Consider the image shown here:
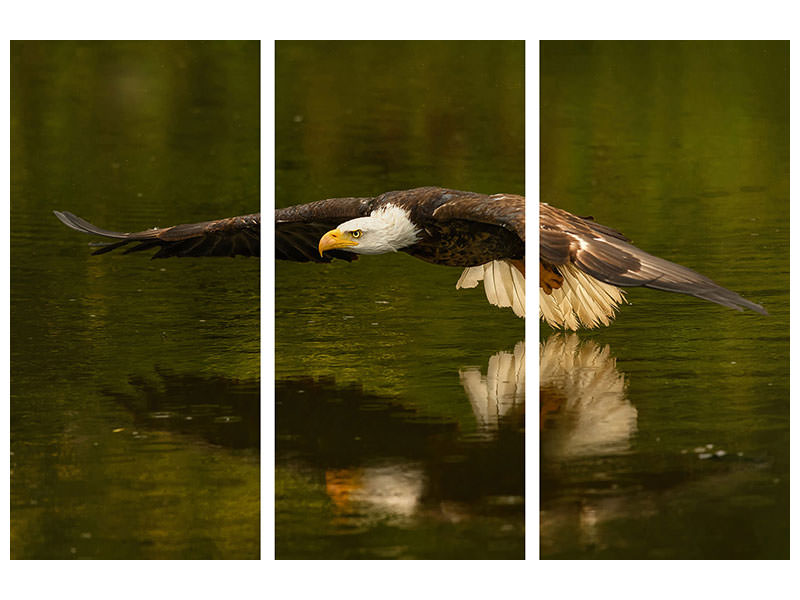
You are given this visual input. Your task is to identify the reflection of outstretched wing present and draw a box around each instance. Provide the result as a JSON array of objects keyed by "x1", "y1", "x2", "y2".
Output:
[
  {"x1": 540, "y1": 334, "x2": 637, "y2": 457},
  {"x1": 54, "y1": 211, "x2": 260, "y2": 258},
  {"x1": 102, "y1": 368, "x2": 260, "y2": 450},
  {"x1": 460, "y1": 341, "x2": 525, "y2": 430}
]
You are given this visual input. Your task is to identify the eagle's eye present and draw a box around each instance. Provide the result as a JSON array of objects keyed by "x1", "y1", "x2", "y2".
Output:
[{"x1": 351, "y1": 229, "x2": 363, "y2": 239}]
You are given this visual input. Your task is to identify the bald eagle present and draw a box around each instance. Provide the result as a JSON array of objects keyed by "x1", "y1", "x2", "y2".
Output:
[
  {"x1": 275, "y1": 187, "x2": 526, "y2": 317},
  {"x1": 539, "y1": 203, "x2": 767, "y2": 330},
  {"x1": 54, "y1": 211, "x2": 260, "y2": 258}
]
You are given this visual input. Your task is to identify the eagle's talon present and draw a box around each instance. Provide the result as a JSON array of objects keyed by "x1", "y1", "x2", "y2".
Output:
[{"x1": 540, "y1": 261, "x2": 563, "y2": 295}]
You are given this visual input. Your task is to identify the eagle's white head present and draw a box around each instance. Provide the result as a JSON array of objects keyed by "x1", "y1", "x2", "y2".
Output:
[{"x1": 318, "y1": 204, "x2": 420, "y2": 256}]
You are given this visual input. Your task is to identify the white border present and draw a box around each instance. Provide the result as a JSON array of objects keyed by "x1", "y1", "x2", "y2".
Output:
[
  {"x1": 261, "y1": 39, "x2": 275, "y2": 562},
  {"x1": 2, "y1": 1, "x2": 797, "y2": 599}
]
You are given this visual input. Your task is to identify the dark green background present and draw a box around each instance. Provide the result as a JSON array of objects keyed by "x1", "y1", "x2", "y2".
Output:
[
  {"x1": 11, "y1": 41, "x2": 260, "y2": 559},
  {"x1": 275, "y1": 41, "x2": 526, "y2": 559},
  {"x1": 540, "y1": 40, "x2": 789, "y2": 559}
]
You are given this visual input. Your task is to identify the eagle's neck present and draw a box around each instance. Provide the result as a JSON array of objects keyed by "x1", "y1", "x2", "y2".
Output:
[{"x1": 370, "y1": 204, "x2": 420, "y2": 250}]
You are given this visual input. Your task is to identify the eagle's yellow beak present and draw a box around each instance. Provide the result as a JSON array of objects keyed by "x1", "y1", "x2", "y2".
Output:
[{"x1": 319, "y1": 229, "x2": 359, "y2": 257}]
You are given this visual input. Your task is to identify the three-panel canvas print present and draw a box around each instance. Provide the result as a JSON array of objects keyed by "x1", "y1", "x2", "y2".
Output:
[{"x1": 10, "y1": 40, "x2": 788, "y2": 560}]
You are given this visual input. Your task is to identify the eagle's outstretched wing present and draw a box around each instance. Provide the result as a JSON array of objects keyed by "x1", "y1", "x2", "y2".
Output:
[
  {"x1": 54, "y1": 211, "x2": 260, "y2": 258},
  {"x1": 539, "y1": 203, "x2": 767, "y2": 329}
]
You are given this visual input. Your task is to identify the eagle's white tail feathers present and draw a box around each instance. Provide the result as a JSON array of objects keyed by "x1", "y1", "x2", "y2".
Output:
[
  {"x1": 539, "y1": 263, "x2": 626, "y2": 330},
  {"x1": 457, "y1": 260, "x2": 525, "y2": 318},
  {"x1": 456, "y1": 266, "x2": 483, "y2": 289}
]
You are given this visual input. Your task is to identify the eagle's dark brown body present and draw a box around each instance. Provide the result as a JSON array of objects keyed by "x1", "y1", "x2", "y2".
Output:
[
  {"x1": 275, "y1": 186, "x2": 525, "y2": 267},
  {"x1": 54, "y1": 211, "x2": 260, "y2": 258}
]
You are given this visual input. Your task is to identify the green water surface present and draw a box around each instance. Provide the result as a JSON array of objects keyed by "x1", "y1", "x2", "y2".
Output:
[
  {"x1": 11, "y1": 41, "x2": 260, "y2": 559},
  {"x1": 540, "y1": 41, "x2": 789, "y2": 559},
  {"x1": 275, "y1": 41, "x2": 526, "y2": 559}
]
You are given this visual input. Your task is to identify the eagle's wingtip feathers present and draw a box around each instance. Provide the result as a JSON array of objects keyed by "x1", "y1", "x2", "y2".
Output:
[{"x1": 540, "y1": 202, "x2": 769, "y2": 329}]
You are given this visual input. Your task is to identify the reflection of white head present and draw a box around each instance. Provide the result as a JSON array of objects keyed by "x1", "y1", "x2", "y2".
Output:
[
  {"x1": 318, "y1": 204, "x2": 421, "y2": 256},
  {"x1": 326, "y1": 462, "x2": 425, "y2": 526}
]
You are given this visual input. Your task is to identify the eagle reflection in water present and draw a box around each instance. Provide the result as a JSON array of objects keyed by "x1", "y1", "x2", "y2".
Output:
[
  {"x1": 460, "y1": 341, "x2": 525, "y2": 432},
  {"x1": 540, "y1": 334, "x2": 637, "y2": 459},
  {"x1": 326, "y1": 343, "x2": 526, "y2": 528}
]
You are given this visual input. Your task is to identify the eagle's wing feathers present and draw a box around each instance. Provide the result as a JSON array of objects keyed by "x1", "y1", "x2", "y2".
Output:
[
  {"x1": 539, "y1": 203, "x2": 767, "y2": 317},
  {"x1": 54, "y1": 211, "x2": 260, "y2": 258},
  {"x1": 574, "y1": 236, "x2": 767, "y2": 314},
  {"x1": 431, "y1": 192, "x2": 525, "y2": 241}
]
